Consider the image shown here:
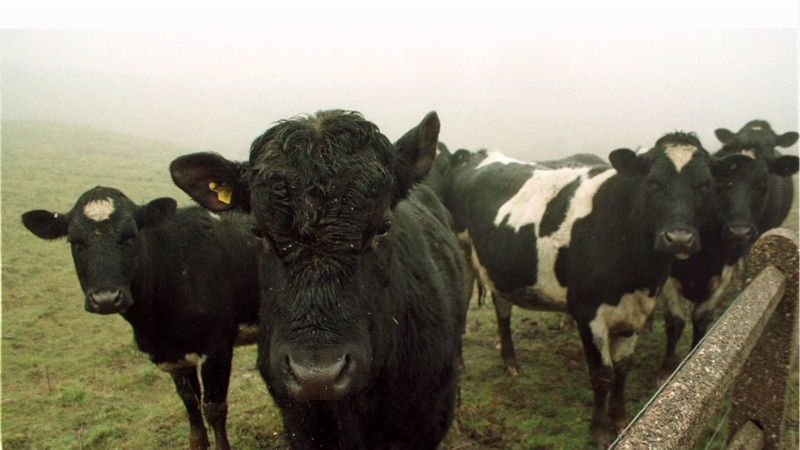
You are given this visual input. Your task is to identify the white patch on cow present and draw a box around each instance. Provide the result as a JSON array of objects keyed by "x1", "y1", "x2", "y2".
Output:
[
  {"x1": 208, "y1": 211, "x2": 222, "y2": 221},
  {"x1": 738, "y1": 149, "x2": 756, "y2": 159},
  {"x1": 694, "y1": 263, "x2": 739, "y2": 321},
  {"x1": 458, "y1": 229, "x2": 498, "y2": 295},
  {"x1": 157, "y1": 353, "x2": 203, "y2": 372},
  {"x1": 83, "y1": 198, "x2": 115, "y2": 222},
  {"x1": 492, "y1": 166, "x2": 616, "y2": 304},
  {"x1": 475, "y1": 151, "x2": 530, "y2": 170},
  {"x1": 659, "y1": 263, "x2": 741, "y2": 326},
  {"x1": 658, "y1": 276, "x2": 692, "y2": 322},
  {"x1": 664, "y1": 144, "x2": 698, "y2": 172},
  {"x1": 589, "y1": 289, "x2": 656, "y2": 366},
  {"x1": 749, "y1": 125, "x2": 763, "y2": 131}
]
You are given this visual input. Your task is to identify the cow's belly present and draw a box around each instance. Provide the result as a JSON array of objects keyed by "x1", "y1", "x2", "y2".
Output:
[
  {"x1": 469, "y1": 239, "x2": 567, "y2": 312},
  {"x1": 495, "y1": 285, "x2": 568, "y2": 312}
]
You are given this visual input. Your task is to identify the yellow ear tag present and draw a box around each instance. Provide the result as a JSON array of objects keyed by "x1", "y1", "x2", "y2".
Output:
[{"x1": 208, "y1": 181, "x2": 233, "y2": 205}]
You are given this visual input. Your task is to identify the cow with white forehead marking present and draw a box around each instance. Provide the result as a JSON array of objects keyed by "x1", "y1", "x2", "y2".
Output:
[
  {"x1": 658, "y1": 125, "x2": 799, "y2": 380},
  {"x1": 21, "y1": 186, "x2": 261, "y2": 450},
  {"x1": 426, "y1": 132, "x2": 714, "y2": 447},
  {"x1": 715, "y1": 119, "x2": 799, "y2": 232},
  {"x1": 170, "y1": 111, "x2": 466, "y2": 449}
]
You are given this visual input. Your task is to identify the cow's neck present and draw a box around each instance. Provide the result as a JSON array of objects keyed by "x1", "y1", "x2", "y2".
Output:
[
  {"x1": 119, "y1": 233, "x2": 159, "y2": 355},
  {"x1": 616, "y1": 176, "x2": 676, "y2": 292}
]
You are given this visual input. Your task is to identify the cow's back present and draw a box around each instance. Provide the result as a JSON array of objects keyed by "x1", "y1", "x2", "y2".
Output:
[
  {"x1": 136, "y1": 208, "x2": 261, "y2": 354},
  {"x1": 454, "y1": 158, "x2": 615, "y2": 305}
]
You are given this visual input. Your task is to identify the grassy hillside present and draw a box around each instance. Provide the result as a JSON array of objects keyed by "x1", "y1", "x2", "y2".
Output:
[
  {"x1": 1, "y1": 122, "x2": 796, "y2": 449},
  {"x1": 0, "y1": 122, "x2": 287, "y2": 449}
]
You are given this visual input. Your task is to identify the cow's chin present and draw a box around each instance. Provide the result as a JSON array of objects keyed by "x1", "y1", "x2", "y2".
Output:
[
  {"x1": 674, "y1": 253, "x2": 691, "y2": 260},
  {"x1": 84, "y1": 304, "x2": 130, "y2": 315},
  {"x1": 285, "y1": 376, "x2": 351, "y2": 402}
]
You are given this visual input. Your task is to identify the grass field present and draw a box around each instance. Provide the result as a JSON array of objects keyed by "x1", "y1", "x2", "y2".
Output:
[{"x1": 2, "y1": 121, "x2": 796, "y2": 449}]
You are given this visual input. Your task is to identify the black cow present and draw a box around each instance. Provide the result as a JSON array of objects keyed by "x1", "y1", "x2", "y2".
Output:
[
  {"x1": 658, "y1": 136, "x2": 799, "y2": 378},
  {"x1": 21, "y1": 187, "x2": 261, "y2": 450},
  {"x1": 715, "y1": 119, "x2": 799, "y2": 231},
  {"x1": 426, "y1": 133, "x2": 715, "y2": 447},
  {"x1": 169, "y1": 111, "x2": 466, "y2": 449}
]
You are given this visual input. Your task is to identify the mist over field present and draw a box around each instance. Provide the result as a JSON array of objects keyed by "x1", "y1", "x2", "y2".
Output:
[
  {"x1": 1, "y1": 11, "x2": 798, "y2": 162},
  {"x1": 1, "y1": 4, "x2": 798, "y2": 449}
]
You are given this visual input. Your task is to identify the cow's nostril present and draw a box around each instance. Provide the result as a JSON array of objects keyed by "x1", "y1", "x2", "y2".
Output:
[{"x1": 665, "y1": 229, "x2": 694, "y2": 245}]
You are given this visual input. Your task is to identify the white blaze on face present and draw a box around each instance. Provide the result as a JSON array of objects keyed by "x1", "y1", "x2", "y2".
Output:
[
  {"x1": 589, "y1": 289, "x2": 657, "y2": 367},
  {"x1": 664, "y1": 144, "x2": 698, "y2": 172},
  {"x1": 738, "y1": 149, "x2": 756, "y2": 159},
  {"x1": 83, "y1": 198, "x2": 115, "y2": 222}
]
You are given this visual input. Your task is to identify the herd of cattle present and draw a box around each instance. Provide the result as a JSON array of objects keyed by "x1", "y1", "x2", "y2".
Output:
[{"x1": 21, "y1": 113, "x2": 798, "y2": 449}]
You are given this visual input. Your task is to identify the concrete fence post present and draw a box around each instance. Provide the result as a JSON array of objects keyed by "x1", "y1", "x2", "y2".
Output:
[
  {"x1": 610, "y1": 227, "x2": 797, "y2": 449},
  {"x1": 729, "y1": 227, "x2": 799, "y2": 450}
]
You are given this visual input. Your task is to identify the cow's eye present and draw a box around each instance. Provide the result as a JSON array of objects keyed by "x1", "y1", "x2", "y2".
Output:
[
  {"x1": 120, "y1": 233, "x2": 137, "y2": 246},
  {"x1": 646, "y1": 178, "x2": 663, "y2": 190},
  {"x1": 377, "y1": 220, "x2": 392, "y2": 237},
  {"x1": 69, "y1": 238, "x2": 87, "y2": 251},
  {"x1": 250, "y1": 223, "x2": 265, "y2": 238}
]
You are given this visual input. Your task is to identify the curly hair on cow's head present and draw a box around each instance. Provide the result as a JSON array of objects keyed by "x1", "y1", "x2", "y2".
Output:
[{"x1": 245, "y1": 110, "x2": 401, "y2": 284}]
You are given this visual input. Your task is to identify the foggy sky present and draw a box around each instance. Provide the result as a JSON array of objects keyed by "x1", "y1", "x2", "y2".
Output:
[{"x1": 1, "y1": 3, "x2": 798, "y2": 161}]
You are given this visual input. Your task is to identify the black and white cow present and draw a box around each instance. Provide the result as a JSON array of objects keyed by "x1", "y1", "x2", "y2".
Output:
[
  {"x1": 426, "y1": 133, "x2": 715, "y2": 447},
  {"x1": 658, "y1": 131, "x2": 800, "y2": 379},
  {"x1": 21, "y1": 187, "x2": 261, "y2": 450},
  {"x1": 169, "y1": 111, "x2": 466, "y2": 449}
]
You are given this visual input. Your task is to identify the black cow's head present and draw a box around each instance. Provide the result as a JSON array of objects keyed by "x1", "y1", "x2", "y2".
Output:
[
  {"x1": 715, "y1": 120, "x2": 799, "y2": 156},
  {"x1": 609, "y1": 132, "x2": 713, "y2": 259},
  {"x1": 170, "y1": 110, "x2": 440, "y2": 402},
  {"x1": 21, "y1": 187, "x2": 177, "y2": 314},
  {"x1": 710, "y1": 141, "x2": 799, "y2": 244},
  {"x1": 424, "y1": 143, "x2": 480, "y2": 204}
]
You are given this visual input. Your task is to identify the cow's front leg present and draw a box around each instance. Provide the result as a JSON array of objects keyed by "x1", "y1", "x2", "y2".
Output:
[
  {"x1": 660, "y1": 313, "x2": 685, "y2": 383},
  {"x1": 200, "y1": 346, "x2": 234, "y2": 450},
  {"x1": 168, "y1": 366, "x2": 210, "y2": 450},
  {"x1": 577, "y1": 321, "x2": 615, "y2": 449},
  {"x1": 608, "y1": 343, "x2": 636, "y2": 434}
]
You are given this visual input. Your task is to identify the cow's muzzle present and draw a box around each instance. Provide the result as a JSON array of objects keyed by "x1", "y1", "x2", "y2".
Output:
[
  {"x1": 723, "y1": 223, "x2": 757, "y2": 245},
  {"x1": 281, "y1": 346, "x2": 359, "y2": 401},
  {"x1": 85, "y1": 288, "x2": 130, "y2": 314},
  {"x1": 657, "y1": 227, "x2": 700, "y2": 259}
]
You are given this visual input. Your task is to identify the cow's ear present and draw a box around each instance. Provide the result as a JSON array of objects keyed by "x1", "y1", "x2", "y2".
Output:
[
  {"x1": 768, "y1": 154, "x2": 800, "y2": 177},
  {"x1": 776, "y1": 131, "x2": 799, "y2": 148},
  {"x1": 395, "y1": 111, "x2": 440, "y2": 184},
  {"x1": 715, "y1": 128, "x2": 735, "y2": 144},
  {"x1": 170, "y1": 152, "x2": 250, "y2": 212},
  {"x1": 21, "y1": 210, "x2": 69, "y2": 240},
  {"x1": 609, "y1": 148, "x2": 646, "y2": 177},
  {"x1": 137, "y1": 198, "x2": 177, "y2": 228}
]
